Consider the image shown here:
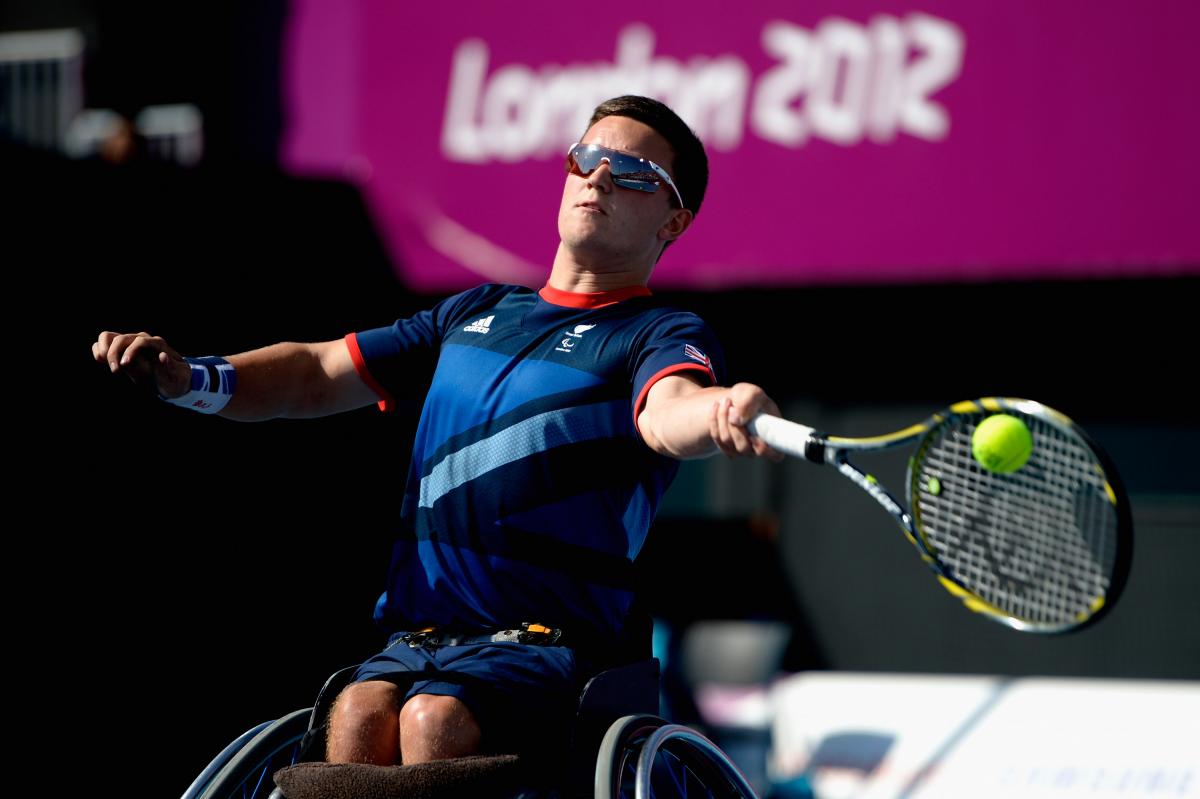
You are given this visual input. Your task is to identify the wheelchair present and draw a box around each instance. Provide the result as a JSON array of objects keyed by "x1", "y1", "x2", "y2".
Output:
[{"x1": 183, "y1": 658, "x2": 758, "y2": 799}]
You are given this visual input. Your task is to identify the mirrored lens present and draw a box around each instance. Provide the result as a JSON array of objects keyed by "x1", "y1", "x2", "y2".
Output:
[
  {"x1": 565, "y1": 143, "x2": 684, "y2": 206},
  {"x1": 567, "y1": 145, "x2": 659, "y2": 193},
  {"x1": 611, "y1": 168, "x2": 663, "y2": 192}
]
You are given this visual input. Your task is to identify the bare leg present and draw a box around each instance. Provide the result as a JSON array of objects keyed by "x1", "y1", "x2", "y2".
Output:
[
  {"x1": 326, "y1": 681, "x2": 403, "y2": 765},
  {"x1": 398, "y1": 694, "x2": 483, "y2": 764}
]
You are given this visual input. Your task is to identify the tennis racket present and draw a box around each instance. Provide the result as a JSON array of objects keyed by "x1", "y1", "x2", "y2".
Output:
[{"x1": 748, "y1": 398, "x2": 1132, "y2": 633}]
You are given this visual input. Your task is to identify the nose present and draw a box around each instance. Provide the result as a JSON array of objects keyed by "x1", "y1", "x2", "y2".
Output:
[{"x1": 585, "y1": 158, "x2": 615, "y2": 193}]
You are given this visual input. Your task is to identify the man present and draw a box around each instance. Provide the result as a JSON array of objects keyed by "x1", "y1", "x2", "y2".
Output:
[{"x1": 92, "y1": 96, "x2": 780, "y2": 766}]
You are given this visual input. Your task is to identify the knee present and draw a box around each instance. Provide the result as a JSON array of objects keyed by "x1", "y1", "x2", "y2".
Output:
[
  {"x1": 330, "y1": 680, "x2": 401, "y2": 730},
  {"x1": 327, "y1": 680, "x2": 403, "y2": 764},
  {"x1": 399, "y1": 694, "x2": 481, "y2": 756},
  {"x1": 398, "y1": 694, "x2": 475, "y2": 735}
]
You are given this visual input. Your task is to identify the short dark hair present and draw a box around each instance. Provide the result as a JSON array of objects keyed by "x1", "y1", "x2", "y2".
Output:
[{"x1": 587, "y1": 96, "x2": 709, "y2": 217}]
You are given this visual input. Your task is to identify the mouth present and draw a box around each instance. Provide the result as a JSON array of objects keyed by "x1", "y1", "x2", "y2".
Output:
[{"x1": 576, "y1": 201, "x2": 606, "y2": 215}]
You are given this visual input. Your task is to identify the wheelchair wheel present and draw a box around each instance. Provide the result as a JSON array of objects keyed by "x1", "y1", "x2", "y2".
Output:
[
  {"x1": 183, "y1": 707, "x2": 312, "y2": 799},
  {"x1": 595, "y1": 715, "x2": 757, "y2": 799}
]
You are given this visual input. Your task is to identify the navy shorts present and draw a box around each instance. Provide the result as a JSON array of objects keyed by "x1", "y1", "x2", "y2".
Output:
[{"x1": 352, "y1": 632, "x2": 588, "y2": 756}]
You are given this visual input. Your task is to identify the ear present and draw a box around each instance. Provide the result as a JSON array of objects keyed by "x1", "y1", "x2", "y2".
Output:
[{"x1": 657, "y1": 208, "x2": 694, "y2": 243}]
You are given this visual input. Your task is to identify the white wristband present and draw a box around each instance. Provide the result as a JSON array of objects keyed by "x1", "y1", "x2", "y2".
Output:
[{"x1": 161, "y1": 356, "x2": 237, "y2": 414}]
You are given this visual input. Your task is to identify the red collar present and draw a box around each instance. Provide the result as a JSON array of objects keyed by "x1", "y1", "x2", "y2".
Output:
[{"x1": 538, "y1": 284, "x2": 652, "y2": 309}]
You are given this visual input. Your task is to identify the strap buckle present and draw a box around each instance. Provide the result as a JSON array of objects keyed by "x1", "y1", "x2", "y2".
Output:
[
  {"x1": 400, "y1": 627, "x2": 439, "y2": 650},
  {"x1": 516, "y1": 622, "x2": 562, "y2": 645}
]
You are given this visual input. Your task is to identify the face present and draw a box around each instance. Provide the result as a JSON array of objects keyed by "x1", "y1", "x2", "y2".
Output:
[{"x1": 557, "y1": 115, "x2": 692, "y2": 268}]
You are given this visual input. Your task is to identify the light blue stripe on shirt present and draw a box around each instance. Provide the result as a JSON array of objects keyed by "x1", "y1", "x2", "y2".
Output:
[{"x1": 418, "y1": 401, "x2": 623, "y2": 509}]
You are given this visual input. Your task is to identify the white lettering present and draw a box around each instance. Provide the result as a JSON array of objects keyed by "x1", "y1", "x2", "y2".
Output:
[
  {"x1": 440, "y1": 39, "x2": 488, "y2": 162},
  {"x1": 902, "y1": 14, "x2": 965, "y2": 140},
  {"x1": 615, "y1": 23, "x2": 658, "y2": 95},
  {"x1": 751, "y1": 21, "x2": 813, "y2": 147},
  {"x1": 673, "y1": 56, "x2": 751, "y2": 150},
  {"x1": 481, "y1": 64, "x2": 537, "y2": 161},
  {"x1": 866, "y1": 15, "x2": 906, "y2": 143},
  {"x1": 749, "y1": 14, "x2": 964, "y2": 147},
  {"x1": 808, "y1": 18, "x2": 872, "y2": 144},
  {"x1": 440, "y1": 25, "x2": 749, "y2": 162},
  {"x1": 439, "y1": 13, "x2": 965, "y2": 162}
]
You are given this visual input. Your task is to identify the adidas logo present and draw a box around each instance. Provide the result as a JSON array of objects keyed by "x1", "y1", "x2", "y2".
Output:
[{"x1": 463, "y1": 315, "x2": 494, "y2": 334}]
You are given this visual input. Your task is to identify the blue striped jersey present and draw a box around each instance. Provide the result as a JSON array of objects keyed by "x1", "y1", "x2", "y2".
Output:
[{"x1": 346, "y1": 283, "x2": 725, "y2": 646}]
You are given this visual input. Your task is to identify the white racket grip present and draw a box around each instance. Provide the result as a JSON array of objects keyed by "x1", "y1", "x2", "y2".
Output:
[{"x1": 748, "y1": 414, "x2": 818, "y2": 460}]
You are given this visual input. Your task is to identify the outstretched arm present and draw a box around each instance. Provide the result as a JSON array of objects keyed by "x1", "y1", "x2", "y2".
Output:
[
  {"x1": 92, "y1": 332, "x2": 379, "y2": 420},
  {"x1": 637, "y1": 374, "x2": 784, "y2": 461}
]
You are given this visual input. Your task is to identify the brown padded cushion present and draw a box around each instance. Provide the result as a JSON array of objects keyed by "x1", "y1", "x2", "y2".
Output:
[{"x1": 273, "y1": 755, "x2": 531, "y2": 799}]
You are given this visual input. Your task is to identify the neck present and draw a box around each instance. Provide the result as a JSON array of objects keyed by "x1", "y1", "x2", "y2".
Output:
[{"x1": 548, "y1": 243, "x2": 653, "y2": 293}]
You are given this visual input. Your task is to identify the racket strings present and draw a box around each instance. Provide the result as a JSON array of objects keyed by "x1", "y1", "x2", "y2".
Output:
[{"x1": 912, "y1": 413, "x2": 1117, "y2": 627}]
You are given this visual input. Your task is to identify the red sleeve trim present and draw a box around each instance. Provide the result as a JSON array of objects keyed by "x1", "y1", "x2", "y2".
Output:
[
  {"x1": 632, "y1": 362, "x2": 717, "y2": 436},
  {"x1": 344, "y1": 332, "x2": 395, "y2": 413}
]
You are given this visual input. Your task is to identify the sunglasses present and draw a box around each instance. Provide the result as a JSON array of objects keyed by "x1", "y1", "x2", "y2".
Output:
[{"x1": 565, "y1": 142, "x2": 685, "y2": 208}]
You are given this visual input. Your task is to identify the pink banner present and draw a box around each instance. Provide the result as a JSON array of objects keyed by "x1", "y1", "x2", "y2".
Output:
[{"x1": 283, "y1": 1, "x2": 1199, "y2": 290}]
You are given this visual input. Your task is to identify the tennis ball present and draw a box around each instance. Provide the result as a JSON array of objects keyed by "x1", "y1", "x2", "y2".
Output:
[{"x1": 972, "y1": 414, "x2": 1033, "y2": 473}]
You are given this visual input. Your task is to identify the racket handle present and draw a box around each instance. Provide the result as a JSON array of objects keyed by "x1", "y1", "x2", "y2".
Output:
[{"x1": 748, "y1": 414, "x2": 823, "y2": 462}]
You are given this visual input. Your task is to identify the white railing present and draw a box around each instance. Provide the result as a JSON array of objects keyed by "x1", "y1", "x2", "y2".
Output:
[
  {"x1": 0, "y1": 28, "x2": 85, "y2": 151},
  {"x1": 2, "y1": 28, "x2": 204, "y2": 166}
]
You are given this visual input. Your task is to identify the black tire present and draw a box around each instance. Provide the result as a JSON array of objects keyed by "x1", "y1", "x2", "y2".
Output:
[
  {"x1": 594, "y1": 715, "x2": 757, "y2": 799},
  {"x1": 195, "y1": 708, "x2": 312, "y2": 799}
]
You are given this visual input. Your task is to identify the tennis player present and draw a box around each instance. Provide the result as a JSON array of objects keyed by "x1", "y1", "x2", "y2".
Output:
[{"x1": 92, "y1": 96, "x2": 781, "y2": 765}]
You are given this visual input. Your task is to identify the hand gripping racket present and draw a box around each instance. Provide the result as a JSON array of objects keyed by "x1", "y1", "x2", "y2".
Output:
[{"x1": 748, "y1": 398, "x2": 1132, "y2": 633}]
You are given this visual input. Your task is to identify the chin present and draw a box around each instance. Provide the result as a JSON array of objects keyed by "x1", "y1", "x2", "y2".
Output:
[
  {"x1": 560, "y1": 222, "x2": 607, "y2": 250},
  {"x1": 563, "y1": 236, "x2": 624, "y2": 263}
]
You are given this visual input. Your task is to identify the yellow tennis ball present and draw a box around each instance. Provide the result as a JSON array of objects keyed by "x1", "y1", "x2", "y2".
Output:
[{"x1": 972, "y1": 414, "x2": 1033, "y2": 473}]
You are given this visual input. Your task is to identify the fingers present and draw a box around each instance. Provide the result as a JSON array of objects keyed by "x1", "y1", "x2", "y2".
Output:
[
  {"x1": 94, "y1": 331, "x2": 144, "y2": 371},
  {"x1": 93, "y1": 331, "x2": 124, "y2": 370},
  {"x1": 119, "y1": 332, "x2": 165, "y2": 370},
  {"x1": 711, "y1": 395, "x2": 754, "y2": 457},
  {"x1": 710, "y1": 383, "x2": 785, "y2": 461},
  {"x1": 94, "y1": 332, "x2": 132, "y2": 372},
  {"x1": 94, "y1": 332, "x2": 175, "y2": 369},
  {"x1": 743, "y1": 390, "x2": 786, "y2": 463},
  {"x1": 93, "y1": 331, "x2": 188, "y2": 395}
]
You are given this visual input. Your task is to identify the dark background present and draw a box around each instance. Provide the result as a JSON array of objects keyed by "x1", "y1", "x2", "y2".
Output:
[{"x1": 5, "y1": 2, "x2": 1197, "y2": 794}]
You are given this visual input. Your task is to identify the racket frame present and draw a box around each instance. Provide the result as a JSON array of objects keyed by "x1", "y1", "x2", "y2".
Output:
[{"x1": 749, "y1": 397, "x2": 1132, "y2": 633}]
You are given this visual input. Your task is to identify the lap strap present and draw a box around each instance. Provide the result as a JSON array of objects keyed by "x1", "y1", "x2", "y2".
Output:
[{"x1": 391, "y1": 623, "x2": 563, "y2": 651}]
